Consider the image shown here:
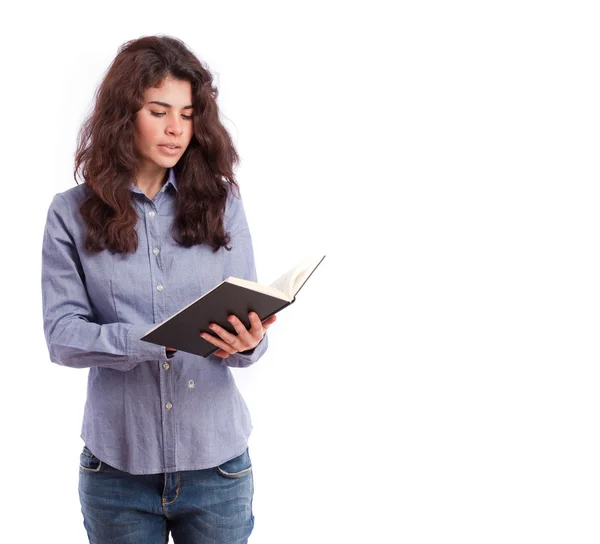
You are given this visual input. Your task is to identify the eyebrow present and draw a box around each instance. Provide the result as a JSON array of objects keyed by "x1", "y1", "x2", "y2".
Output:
[{"x1": 148, "y1": 101, "x2": 194, "y2": 109}]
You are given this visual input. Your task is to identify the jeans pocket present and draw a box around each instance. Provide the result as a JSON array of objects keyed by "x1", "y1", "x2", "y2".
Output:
[
  {"x1": 215, "y1": 448, "x2": 252, "y2": 479},
  {"x1": 79, "y1": 445, "x2": 103, "y2": 473}
]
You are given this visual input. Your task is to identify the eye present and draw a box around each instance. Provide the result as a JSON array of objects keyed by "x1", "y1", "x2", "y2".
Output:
[{"x1": 151, "y1": 112, "x2": 193, "y2": 120}]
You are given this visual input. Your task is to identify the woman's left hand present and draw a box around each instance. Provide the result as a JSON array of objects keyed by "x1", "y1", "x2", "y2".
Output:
[{"x1": 200, "y1": 311, "x2": 277, "y2": 358}]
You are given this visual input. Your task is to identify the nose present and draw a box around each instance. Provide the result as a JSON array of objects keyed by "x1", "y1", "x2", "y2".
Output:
[{"x1": 166, "y1": 114, "x2": 184, "y2": 136}]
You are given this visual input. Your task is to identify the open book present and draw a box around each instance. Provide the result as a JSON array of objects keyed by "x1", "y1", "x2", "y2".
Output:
[{"x1": 141, "y1": 254, "x2": 326, "y2": 357}]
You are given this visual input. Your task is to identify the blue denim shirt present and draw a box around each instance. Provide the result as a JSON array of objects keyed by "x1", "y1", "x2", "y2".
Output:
[{"x1": 41, "y1": 168, "x2": 268, "y2": 474}]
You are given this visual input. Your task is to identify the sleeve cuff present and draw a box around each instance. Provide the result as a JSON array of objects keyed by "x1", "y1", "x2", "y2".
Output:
[
  {"x1": 127, "y1": 323, "x2": 169, "y2": 362},
  {"x1": 220, "y1": 333, "x2": 268, "y2": 368}
]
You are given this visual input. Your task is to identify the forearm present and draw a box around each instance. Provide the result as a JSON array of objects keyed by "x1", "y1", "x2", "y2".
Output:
[{"x1": 46, "y1": 318, "x2": 169, "y2": 372}]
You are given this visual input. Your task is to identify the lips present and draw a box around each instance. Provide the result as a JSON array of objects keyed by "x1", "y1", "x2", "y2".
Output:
[{"x1": 158, "y1": 144, "x2": 181, "y2": 156}]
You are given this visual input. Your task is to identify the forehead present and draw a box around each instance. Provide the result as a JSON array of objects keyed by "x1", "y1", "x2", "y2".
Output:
[{"x1": 144, "y1": 78, "x2": 192, "y2": 103}]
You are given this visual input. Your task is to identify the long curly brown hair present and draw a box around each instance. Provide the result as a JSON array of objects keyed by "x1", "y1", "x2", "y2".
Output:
[{"x1": 74, "y1": 35, "x2": 241, "y2": 255}]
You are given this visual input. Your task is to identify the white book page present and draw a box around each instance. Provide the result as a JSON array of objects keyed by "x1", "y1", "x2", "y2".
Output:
[
  {"x1": 269, "y1": 256, "x2": 323, "y2": 299},
  {"x1": 227, "y1": 277, "x2": 291, "y2": 301}
]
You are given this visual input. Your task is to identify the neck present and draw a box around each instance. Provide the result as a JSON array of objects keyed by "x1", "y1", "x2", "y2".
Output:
[{"x1": 135, "y1": 164, "x2": 169, "y2": 197}]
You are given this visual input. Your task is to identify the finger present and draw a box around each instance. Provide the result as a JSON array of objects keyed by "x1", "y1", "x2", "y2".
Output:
[
  {"x1": 248, "y1": 312, "x2": 271, "y2": 342},
  {"x1": 248, "y1": 312, "x2": 265, "y2": 334},
  {"x1": 211, "y1": 321, "x2": 240, "y2": 344},
  {"x1": 249, "y1": 312, "x2": 277, "y2": 332},
  {"x1": 228, "y1": 314, "x2": 253, "y2": 338},
  {"x1": 227, "y1": 315, "x2": 259, "y2": 349},
  {"x1": 243, "y1": 315, "x2": 275, "y2": 342},
  {"x1": 198, "y1": 330, "x2": 233, "y2": 358},
  {"x1": 200, "y1": 327, "x2": 238, "y2": 354},
  {"x1": 261, "y1": 314, "x2": 277, "y2": 331},
  {"x1": 212, "y1": 317, "x2": 258, "y2": 353},
  {"x1": 204, "y1": 334, "x2": 237, "y2": 354}
]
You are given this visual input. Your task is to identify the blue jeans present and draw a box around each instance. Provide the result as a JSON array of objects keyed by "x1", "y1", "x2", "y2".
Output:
[{"x1": 78, "y1": 445, "x2": 255, "y2": 543}]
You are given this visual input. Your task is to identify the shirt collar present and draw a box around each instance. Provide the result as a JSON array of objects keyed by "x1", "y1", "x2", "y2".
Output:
[{"x1": 129, "y1": 168, "x2": 178, "y2": 194}]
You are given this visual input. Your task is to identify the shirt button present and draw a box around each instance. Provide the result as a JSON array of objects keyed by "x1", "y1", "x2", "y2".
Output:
[
  {"x1": 149, "y1": 211, "x2": 156, "y2": 217},
  {"x1": 153, "y1": 248, "x2": 160, "y2": 255},
  {"x1": 156, "y1": 284, "x2": 164, "y2": 291},
  {"x1": 163, "y1": 362, "x2": 170, "y2": 370},
  {"x1": 165, "y1": 402, "x2": 173, "y2": 410}
]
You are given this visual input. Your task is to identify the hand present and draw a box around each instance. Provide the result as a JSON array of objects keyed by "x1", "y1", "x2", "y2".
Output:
[{"x1": 200, "y1": 311, "x2": 277, "y2": 358}]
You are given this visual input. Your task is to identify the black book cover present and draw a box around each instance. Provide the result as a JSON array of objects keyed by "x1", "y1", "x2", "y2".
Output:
[{"x1": 141, "y1": 282, "x2": 294, "y2": 358}]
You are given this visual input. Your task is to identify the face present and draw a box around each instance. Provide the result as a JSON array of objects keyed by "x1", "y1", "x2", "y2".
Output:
[{"x1": 133, "y1": 76, "x2": 194, "y2": 172}]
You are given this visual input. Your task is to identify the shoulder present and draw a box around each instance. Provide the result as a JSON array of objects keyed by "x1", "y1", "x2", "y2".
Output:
[
  {"x1": 224, "y1": 182, "x2": 243, "y2": 211},
  {"x1": 223, "y1": 183, "x2": 248, "y2": 232},
  {"x1": 45, "y1": 184, "x2": 90, "y2": 230},
  {"x1": 48, "y1": 183, "x2": 89, "y2": 208},
  {"x1": 55, "y1": 183, "x2": 89, "y2": 207}
]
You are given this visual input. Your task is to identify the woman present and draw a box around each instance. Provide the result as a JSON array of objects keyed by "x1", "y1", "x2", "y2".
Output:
[{"x1": 41, "y1": 35, "x2": 276, "y2": 544}]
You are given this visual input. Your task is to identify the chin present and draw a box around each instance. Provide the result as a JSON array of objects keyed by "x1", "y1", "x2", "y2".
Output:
[{"x1": 153, "y1": 155, "x2": 180, "y2": 167}]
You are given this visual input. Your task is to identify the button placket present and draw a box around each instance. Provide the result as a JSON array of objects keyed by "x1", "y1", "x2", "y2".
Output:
[
  {"x1": 148, "y1": 205, "x2": 165, "y2": 298},
  {"x1": 139, "y1": 194, "x2": 176, "y2": 468},
  {"x1": 148, "y1": 201, "x2": 173, "y2": 435}
]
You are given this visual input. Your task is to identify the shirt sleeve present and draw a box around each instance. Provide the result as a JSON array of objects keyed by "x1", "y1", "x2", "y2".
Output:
[
  {"x1": 41, "y1": 193, "x2": 170, "y2": 372},
  {"x1": 215, "y1": 189, "x2": 269, "y2": 368}
]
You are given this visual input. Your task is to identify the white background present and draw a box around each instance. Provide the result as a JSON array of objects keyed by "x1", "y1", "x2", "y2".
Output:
[{"x1": 1, "y1": 1, "x2": 599, "y2": 542}]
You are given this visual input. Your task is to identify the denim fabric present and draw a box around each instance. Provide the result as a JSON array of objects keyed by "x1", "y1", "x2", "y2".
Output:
[
  {"x1": 41, "y1": 168, "x2": 269, "y2": 474},
  {"x1": 79, "y1": 444, "x2": 254, "y2": 544}
]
